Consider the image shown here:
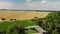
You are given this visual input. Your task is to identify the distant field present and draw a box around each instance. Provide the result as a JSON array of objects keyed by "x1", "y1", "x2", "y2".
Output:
[{"x1": 0, "y1": 10, "x2": 49, "y2": 21}]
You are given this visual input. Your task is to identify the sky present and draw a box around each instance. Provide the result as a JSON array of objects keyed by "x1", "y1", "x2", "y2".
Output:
[{"x1": 0, "y1": 0, "x2": 60, "y2": 10}]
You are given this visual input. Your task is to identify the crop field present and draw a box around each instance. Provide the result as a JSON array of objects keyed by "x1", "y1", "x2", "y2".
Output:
[
  {"x1": 0, "y1": 10, "x2": 50, "y2": 34},
  {"x1": 0, "y1": 10, "x2": 49, "y2": 21},
  {"x1": 0, "y1": 10, "x2": 59, "y2": 34}
]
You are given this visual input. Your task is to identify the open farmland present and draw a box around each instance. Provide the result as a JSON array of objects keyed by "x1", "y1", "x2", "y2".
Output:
[{"x1": 0, "y1": 10, "x2": 49, "y2": 21}]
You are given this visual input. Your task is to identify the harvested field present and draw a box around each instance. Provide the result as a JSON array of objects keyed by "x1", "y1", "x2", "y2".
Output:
[{"x1": 0, "y1": 10, "x2": 49, "y2": 21}]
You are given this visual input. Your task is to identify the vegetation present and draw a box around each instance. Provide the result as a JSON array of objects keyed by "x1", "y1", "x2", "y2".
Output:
[
  {"x1": 0, "y1": 11, "x2": 60, "y2": 34},
  {"x1": 25, "y1": 30, "x2": 36, "y2": 34},
  {"x1": 0, "y1": 20, "x2": 36, "y2": 34},
  {"x1": 33, "y1": 12, "x2": 60, "y2": 34}
]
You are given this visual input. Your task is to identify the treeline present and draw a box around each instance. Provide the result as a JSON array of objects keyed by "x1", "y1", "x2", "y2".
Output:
[{"x1": 32, "y1": 12, "x2": 60, "y2": 34}]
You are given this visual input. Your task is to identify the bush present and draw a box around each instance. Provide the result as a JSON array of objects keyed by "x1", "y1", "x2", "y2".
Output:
[{"x1": 33, "y1": 12, "x2": 60, "y2": 34}]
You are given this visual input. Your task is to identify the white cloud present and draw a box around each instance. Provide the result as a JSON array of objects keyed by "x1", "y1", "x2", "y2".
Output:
[
  {"x1": 0, "y1": 1, "x2": 15, "y2": 9},
  {"x1": 41, "y1": 0, "x2": 47, "y2": 3},
  {"x1": 17, "y1": 1, "x2": 60, "y2": 10},
  {"x1": 26, "y1": 0, "x2": 32, "y2": 2},
  {"x1": 0, "y1": 0, "x2": 60, "y2": 10}
]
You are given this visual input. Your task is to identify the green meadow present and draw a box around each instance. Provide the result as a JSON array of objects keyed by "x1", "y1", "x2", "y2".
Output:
[{"x1": 0, "y1": 20, "x2": 36, "y2": 34}]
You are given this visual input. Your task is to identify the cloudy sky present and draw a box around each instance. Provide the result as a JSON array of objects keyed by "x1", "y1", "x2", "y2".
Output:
[{"x1": 0, "y1": 0, "x2": 60, "y2": 10}]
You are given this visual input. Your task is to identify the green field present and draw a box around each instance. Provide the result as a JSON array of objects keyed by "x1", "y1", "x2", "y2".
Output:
[{"x1": 0, "y1": 20, "x2": 36, "y2": 34}]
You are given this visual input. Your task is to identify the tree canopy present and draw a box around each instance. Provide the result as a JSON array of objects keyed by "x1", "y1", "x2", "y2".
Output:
[{"x1": 37, "y1": 12, "x2": 60, "y2": 34}]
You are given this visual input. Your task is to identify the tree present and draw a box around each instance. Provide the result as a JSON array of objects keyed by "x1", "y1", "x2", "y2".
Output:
[
  {"x1": 6, "y1": 25, "x2": 26, "y2": 34},
  {"x1": 36, "y1": 12, "x2": 60, "y2": 34}
]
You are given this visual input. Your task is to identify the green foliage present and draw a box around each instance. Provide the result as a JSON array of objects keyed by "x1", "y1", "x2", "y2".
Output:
[
  {"x1": 25, "y1": 30, "x2": 36, "y2": 34},
  {"x1": 0, "y1": 21, "x2": 13, "y2": 32},
  {"x1": 52, "y1": 29, "x2": 59, "y2": 34},
  {"x1": 6, "y1": 25, "x2": 26, "y2": 34},
  {"x1": 34, "y1": 12, "x2": 60, "y2": 34},
  {"x1": 0, "y1": 20, "x2": 36, "y2": 34}
]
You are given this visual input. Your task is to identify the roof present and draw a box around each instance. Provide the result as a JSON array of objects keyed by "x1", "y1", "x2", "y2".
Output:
[{"x1": 25, "y1": 25, "x2": 47, "y2": 33}]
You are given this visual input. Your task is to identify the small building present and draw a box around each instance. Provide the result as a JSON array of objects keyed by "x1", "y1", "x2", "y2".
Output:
[{"x1": 25, "y1": 25, "x2": 47, "y2": 34}]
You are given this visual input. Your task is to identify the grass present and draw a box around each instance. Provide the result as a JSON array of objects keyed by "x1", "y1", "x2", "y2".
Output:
[
  {"x1": 0, "y1": 20, "x2": 36, "y2": 32},
  {"x1": 0, "y1": 21, "x2": 13, "y2": 32},
  {"x1": 25, "y1": 30, "x2": 37, "y2": 34}
]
